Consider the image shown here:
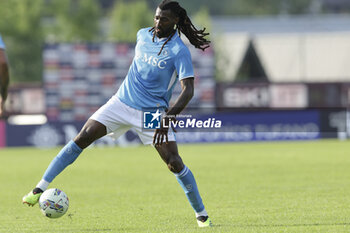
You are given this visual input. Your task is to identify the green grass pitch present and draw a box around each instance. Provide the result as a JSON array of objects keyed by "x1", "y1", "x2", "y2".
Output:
[{"x1": 1, "y1": 140, "x2": 350, "y2": 232}]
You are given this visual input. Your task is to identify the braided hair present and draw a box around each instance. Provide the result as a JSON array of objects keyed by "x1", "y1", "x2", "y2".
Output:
[{"x1": 149, "y1": 0, "x2": 210, "y2": 56}]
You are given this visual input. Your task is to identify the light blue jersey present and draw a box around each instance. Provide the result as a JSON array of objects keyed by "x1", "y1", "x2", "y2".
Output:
[
  {"x1": 0, "y1": 34, "x2": 5, "y2": 49},
  {"x1": 117, "y1": 27, "x2": 194, "y2": 110}
]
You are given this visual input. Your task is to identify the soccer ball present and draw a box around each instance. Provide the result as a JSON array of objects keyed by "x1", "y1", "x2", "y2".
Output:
[{"x1": 38, "y1": 188, "x2": 69, "y2": 218}]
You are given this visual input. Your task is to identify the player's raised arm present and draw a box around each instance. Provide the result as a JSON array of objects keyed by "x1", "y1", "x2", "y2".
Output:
[{"x1": 0, "y1": 49, "x2": 9, "y2": 117}]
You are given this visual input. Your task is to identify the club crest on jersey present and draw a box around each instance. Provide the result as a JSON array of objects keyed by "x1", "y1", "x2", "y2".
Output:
[
  {"x1": 135, "y1": 52, "x2": 167, "y2": 69},
  {"x1": 162, "y1": 48, "x2": 169, "y2": 56}
]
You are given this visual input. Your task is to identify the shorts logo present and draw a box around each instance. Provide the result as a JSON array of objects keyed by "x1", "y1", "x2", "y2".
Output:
[{"x1": 143, "y1": 109, "x2": 162, "y2": 129}]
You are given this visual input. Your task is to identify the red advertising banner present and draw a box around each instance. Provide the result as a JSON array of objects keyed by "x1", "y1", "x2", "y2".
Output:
[{"x1": 0, "y1": 121, "x2": 5, "y2": 148}]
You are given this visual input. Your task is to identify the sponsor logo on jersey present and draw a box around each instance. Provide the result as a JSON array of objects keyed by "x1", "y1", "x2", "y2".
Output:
[{"x1": 135, "y1": 52, "x2": 167, "y2": 69}]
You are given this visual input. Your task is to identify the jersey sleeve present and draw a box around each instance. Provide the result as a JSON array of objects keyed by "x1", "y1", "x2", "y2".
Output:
[
  {"x1": 136, "y1": 29, "x2": 142, "y2": 43},
  {"x1": 136, "y1": 28, "x2": 149, "y2": 43},
  {"x1": 0, "y1": 35, "x2": 5, "y2": 49},
  {"x1": 174, "y1": 47, "x2": 194, "y2": 80}
]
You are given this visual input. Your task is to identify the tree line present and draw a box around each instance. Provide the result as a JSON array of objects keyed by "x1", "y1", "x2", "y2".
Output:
[
  {"x1": 0, "y1": 0, "x2": 201, "y2": 83},
  {"x1": 0, "y1": 0, "x2": 325, "y2": 83}
]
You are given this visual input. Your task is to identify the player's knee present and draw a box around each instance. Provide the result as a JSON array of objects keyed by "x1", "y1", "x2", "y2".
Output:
[
  {"x1": 74, "y1": 130, "x2": 95, "y2": 149},
  {"x1": 74, "y1": 121, "x2": 106, "y2": 149},
  {"x1": 167, "y1": 157, "x2": 184, "y2": 173}
]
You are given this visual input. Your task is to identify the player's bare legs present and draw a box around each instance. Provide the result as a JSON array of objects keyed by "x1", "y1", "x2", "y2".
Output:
[
  {"x1": 155, "y1": 141, "x2": 211, "y2": 227},
  {"x1": 23, "y1": 119, "x2": 107, "y2": 206},
  {"x1": 155, "y1": 141, "x2": 184, "y2": 173},
  {"x1": 74, "y1": 119, "x2": 107, "y2": 149}
]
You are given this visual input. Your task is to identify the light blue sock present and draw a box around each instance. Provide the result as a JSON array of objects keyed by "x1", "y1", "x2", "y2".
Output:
[
  {"x1": 175, "y1": 166, "x2": 205, "y2": 213},
  {"x1": 43, "y1": 140, "x2": 83, "y2": 182}
]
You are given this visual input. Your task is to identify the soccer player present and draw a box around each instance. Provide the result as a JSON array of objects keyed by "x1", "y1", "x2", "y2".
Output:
[
  {"x1": 0, "y1": 33, "x2": 9, "y2": 117},
  {"x1": 23, "y1": 0, "x2": 212, "y2": 227}
]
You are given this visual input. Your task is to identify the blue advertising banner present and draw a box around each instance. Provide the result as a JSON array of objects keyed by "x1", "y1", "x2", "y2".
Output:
[
  {"x1": 5, "y1": 110, "x2": 321, "y2": 148},
  {"x1": 176, "y1": 110, "x2": 320, "y2": 143},
  {"x1": 5, "y1": 121, "x2": 141, "y2": 148}
]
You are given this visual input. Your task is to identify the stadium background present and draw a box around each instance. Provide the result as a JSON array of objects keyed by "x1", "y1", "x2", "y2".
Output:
[
  {"x1": 3, "y1": 1, "x2": 350, "y2": 232},
  {"x1": 0, "y1": 0, "x2": 350, "y2": 148}
]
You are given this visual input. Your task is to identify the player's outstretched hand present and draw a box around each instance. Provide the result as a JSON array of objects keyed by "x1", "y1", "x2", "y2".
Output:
[{"x1": 153, "y1": 116, "x2": 177, "y2": 147}]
